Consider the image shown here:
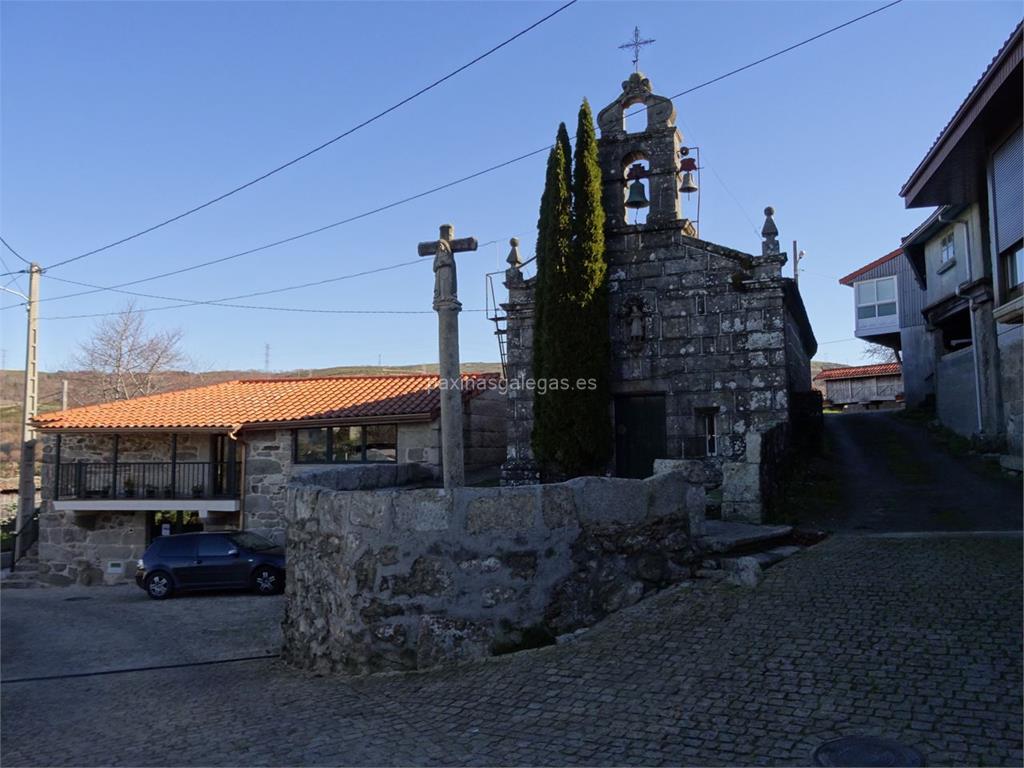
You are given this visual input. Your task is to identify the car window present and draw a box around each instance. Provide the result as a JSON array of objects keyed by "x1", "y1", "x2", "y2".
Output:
[
  {"x1": 228, "y1": 531, "x2": 277, "y2": 551},
  {"x1": 158, "y1": 536, "x2": 196, "y2": 558},
  {"x1": 197, "y1": 536, "x2": 235, "y2": 557}
]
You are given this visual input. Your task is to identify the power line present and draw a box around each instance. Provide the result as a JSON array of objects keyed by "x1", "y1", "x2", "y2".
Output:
[
  {"x1": 24, "y1": 0, "x2": 903, "y2": 306},
  {"x1": 44, "y1": 259, "x2": 425, "y2": 306},
  {"x1": 42, "y1": 302, "x2": 488, "y2": 321},
  {"x1": 39, "y1": 243, "x2": 507, "y2": 319},
  {"x1": 0, "y1": 235, "x2": 32, "y2": 266},
  {"x1": 42, "y1": 0, "x2": 579, "y2": 272}
]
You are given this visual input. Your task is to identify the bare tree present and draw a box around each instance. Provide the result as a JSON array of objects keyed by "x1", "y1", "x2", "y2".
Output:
[
  {"x1": 861, "y1": 342, "x2": 902, "y2": 365},
  {"x1": 73, "y1": 301, "x2": 184, "y2": 402}
]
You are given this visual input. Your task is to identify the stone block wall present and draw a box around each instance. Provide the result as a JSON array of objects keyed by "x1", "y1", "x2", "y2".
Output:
[
  {"x1": 605, "y1": 226, "x2": 795, "y2": 475},
  {"x1": 464, "y1": 387, "x2": 507, "y2": 472},
  {"x1": 242, "y1": 429, "x2": 293, "y2": 544},
  {"x1": 501, "y1": 267, "x2": 540, "y2": 485},
  {"x1": 37, "y1": 508, "x2": 147, "y2": 586},
  {"x1": 720, "y1": 423, "x2": 790, "y2": 523},
  {"x1": 282, "y1": 470, "x2": 705, "y2": 675}
]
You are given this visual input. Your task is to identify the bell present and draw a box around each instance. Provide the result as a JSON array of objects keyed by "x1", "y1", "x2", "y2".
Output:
[
  {"x1": 625, "y1": 179, "x2": 650, "y2": 209},
  {"x1": 680, "y1": 171, "x2": 699, "y2": 194}
]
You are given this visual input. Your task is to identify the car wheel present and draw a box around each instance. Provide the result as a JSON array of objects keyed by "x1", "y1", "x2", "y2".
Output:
[
  {"x1": 145, "y1": 571, "x2": 173, "y2": 600},
  {"x1": 252, "y1": 566, "x2": 282, "y2": 595}
]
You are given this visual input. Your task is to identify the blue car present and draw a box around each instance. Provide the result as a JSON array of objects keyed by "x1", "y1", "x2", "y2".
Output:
[{"x1": 135, "y1": 531, "x2": 285, "y2": 600}]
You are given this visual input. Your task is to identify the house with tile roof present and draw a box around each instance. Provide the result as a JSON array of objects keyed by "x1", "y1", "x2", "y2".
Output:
[
  {"x1": 838, "y1": 248, "x2": 929, "y2": 407},
  {"x1": 29, "y1": 373, "x2": 505, "y2": 585},
  {"x1": 897, "y1": 21, "x2": 1022, "y2": 456},
  {"x1": 813, "y1": 363, "x2": 904, "y2": 409}
]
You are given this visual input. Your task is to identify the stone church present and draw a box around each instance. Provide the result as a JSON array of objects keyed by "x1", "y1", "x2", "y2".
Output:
[{"x1": 501, "y1": 72, "x2": 819, "y2": 523}]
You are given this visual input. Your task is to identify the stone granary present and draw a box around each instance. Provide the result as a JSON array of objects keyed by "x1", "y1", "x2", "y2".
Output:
[{"x1": 502, "y1": 72, "x2": 819, "y2": 523}]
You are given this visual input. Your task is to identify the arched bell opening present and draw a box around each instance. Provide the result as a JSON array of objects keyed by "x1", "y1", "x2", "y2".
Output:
[
  {"x1": 622, "y1": 154, "x2": 651, "y2": 225},
  {"x1": 622, "y1": 95, "x2": 650, "y2": 136}
]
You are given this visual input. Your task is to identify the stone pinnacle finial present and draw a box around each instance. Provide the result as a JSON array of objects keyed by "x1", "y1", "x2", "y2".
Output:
[
  {"x1": 506, "y1": 237, "x2": 522, "y2": 268},
  {"x1": 761, "y1": 206, "x2": 779, "y2": 256}
]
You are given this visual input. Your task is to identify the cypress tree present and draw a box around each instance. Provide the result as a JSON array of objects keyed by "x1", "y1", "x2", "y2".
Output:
[
  {"x1": 531, "y1": 126, "x2": 572, "y2": 468},
  {"x1": 564, "y1": 98, "x2": 611, "y2": 473},
  {"x1": 532, "y1": 101, "x2": 611, "y2": 477}
]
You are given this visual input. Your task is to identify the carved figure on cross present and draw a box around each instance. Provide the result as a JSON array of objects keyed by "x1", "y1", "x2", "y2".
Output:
[{"x1": 417, "y1": 224, "x2": 478, "y2": 310}]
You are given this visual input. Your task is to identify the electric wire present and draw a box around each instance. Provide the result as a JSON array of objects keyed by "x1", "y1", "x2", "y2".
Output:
[
  {"x1": 21, "y1": 0, "x2": 903, "y2": 313},
  {"x1": 42, "y1": 0, "x2": 580, "y2": 272},
  {"x1": 0, "y1": 235, "x2": 32, "y2": 266}
]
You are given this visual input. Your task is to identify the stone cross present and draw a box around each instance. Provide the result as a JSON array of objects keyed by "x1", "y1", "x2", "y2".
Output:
[{"x1": 417, "y1": 224, "x2": 478, "y2": 489}]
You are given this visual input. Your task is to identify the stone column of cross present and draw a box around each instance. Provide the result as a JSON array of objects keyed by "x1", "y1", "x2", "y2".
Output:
[{"x1": 417, "y1": 224, "x2": 478, "y2": 489}]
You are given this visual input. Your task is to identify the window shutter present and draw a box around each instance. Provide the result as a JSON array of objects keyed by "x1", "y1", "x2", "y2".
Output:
[{"x1": 992, "y1": 125, "x2": 1023, "y2": 253}]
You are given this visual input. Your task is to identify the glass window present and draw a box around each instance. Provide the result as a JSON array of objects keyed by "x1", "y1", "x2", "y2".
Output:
[
  {"x1": 876, "y1": 279, "x2": 895, "y2": 301},
  {"x1": 940, "y1": 232, "x2": 956, "y2": 263},
  {"x1": 295, "y1": 428, "x2": 328, "y2": 463},
  {"x1": 1014, "y1": 247, "x2": 1024, "y2": 288},
  {"x1": 333, "y1": 426, "x2": 364, "y2": 462},
  {"x1": 855, "y1": 277, "x2": 896, "y2": 322},
  {"x1": 228, "y1": 531, "x2": 277, "y2": 551},
  {"x1": 159, "y1": 536, "x2": 196, "y2": 558},
  {"x1": 365, "y1": 425, "x2": 397, "y2": 463},
  {"x1": 197, "y1": 535, "x2": 234, "y2": 557}
]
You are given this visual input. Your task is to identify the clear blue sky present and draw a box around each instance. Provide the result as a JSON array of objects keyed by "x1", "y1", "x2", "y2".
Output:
[{"x1": 2, "y1": 0, "x2": 1021, "y2": 374}]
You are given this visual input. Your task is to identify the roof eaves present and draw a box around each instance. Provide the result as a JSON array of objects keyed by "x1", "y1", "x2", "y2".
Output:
[
  {"x1": 838, "y1": 248, "x2": 904, "y2": 286},
  {"x1": 900, "y1": 21, "x2": 1023, "y2": 202}
]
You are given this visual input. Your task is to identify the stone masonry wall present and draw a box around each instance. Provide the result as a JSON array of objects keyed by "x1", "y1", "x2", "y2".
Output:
[
  {"x1": 282, "y1": 470, "x2": 705, "y2": 675},
  {"x1": 242, "y1": 429, "x2": 293, "y2": 545},
  {"x1": 500, "y1": 268, "x2": 540, "y2": 485},
  {"x1": 464, "y1": 387, "x2": 507, "y2": 472},
  {"x1": 605, "y1": 225, "x2": 794, "y2": 475}
]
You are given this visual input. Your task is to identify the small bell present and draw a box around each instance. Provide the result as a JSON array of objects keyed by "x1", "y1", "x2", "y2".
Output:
[
  {"x1": 625, "y1": 179, "x2": 650, "y2": 209},
  {"x1": 679, "y1": 171, "x2": 699, "y2": 194}
]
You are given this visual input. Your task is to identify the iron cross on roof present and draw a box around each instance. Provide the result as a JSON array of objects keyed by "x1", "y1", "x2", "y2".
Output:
[{"x1": 618, "y1": 26, "x2": 655, "y2": 72}]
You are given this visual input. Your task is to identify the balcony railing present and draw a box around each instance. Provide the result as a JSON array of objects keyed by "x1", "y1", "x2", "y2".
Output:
[{"x1": 56, "y1": 461, "x2": 240, "y2": 501}]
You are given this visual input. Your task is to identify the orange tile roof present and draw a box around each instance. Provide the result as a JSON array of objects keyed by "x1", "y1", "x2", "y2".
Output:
[
  {"x1": 814, "y1": 363, "x2": 902, "y2": 382},
  {"x1": 838, "y1": 248, "x2": 903, "y2": 286},
  {"x1": 32, "y1": 373, "x2": 501, "y2": 432}
]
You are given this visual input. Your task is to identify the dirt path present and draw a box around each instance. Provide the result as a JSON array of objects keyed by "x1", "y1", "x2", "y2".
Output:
[{"x1": 799, "y1": 411, "x2": 1022, "y2": 533}]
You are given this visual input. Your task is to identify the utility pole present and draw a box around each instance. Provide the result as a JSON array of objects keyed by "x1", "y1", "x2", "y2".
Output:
[
  {"x1": 21, "y1": 264, "x2": 40, "y2": 443},
  {"x1": 792, "y1": 240, "x2": 804, "y2": 288},
  {"x1": 10, "y1": 263, "x2": 40, "y2": 561}
]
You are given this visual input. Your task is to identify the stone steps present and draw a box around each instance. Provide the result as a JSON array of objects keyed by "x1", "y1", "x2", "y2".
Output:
[
  {"x1": 1, "y1": 542, "x2": 42, "y2": 589},
  {"x1": 698, "y1": 520, "x2": 793, "y2": 554},
  {"x1": 695, "y1": 523, "x2": 812, "y2": 588}
]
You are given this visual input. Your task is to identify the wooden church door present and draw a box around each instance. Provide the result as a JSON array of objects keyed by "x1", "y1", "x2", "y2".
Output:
[{"x1": 614, "y1": 394, "x2": 667, "y2": 479}]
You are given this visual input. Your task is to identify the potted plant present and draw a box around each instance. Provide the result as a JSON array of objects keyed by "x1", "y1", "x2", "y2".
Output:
[
  {"x1": 163, "y1": 484, "x2": 174, "y2": 498},
  {"x1": 191, "y1": 483, "x2": 204, "y2": 499},
  {"x1": 123, "y1": 477, "x2": 136, "y2": 498},
  {"x1": 145, "y1": 484, "x2": 157, "y2": 499}
]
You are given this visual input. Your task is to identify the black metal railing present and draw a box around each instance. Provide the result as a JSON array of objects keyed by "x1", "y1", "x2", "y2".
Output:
[{"x1": 56, "y1": 461, "x2": 240, "y2": 501}]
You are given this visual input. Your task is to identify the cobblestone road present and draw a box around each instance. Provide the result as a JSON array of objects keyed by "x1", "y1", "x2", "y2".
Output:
[{"x1": 2, "y1": 532, "x2": 1021, "y2": 767}]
